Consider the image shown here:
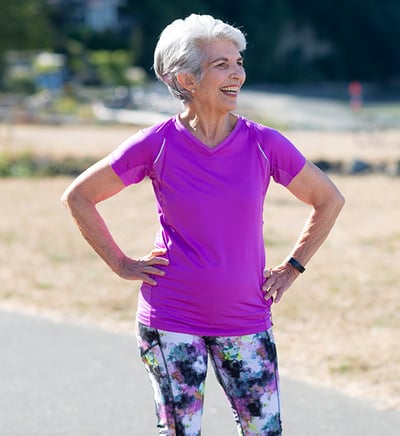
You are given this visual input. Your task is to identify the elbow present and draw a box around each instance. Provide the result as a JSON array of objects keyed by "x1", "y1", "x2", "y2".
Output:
[
  {"x1": 60, "y1": 185, "x2": 81, "y2": 211},
  {"x1": 336, "y1": 191, "x2": 346, "y2": 212},
  {"x1": 61, "y1": 184, "x2": 96, "y2": 215},
  {"x1": 331, "y1": 190, "x2": 345, "y2": 218},
  {"x1": 60, "y1": 188, "x2": 71, "y2": 209},
  {"x1": 60, "y1": 191, "x2": 68, "y2": 209},
  {"x1": 314, "y1": 188, "x2": 345, "y2": 219}
]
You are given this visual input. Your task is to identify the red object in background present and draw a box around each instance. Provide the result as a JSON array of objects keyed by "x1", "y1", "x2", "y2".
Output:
[
  {"x1": 348, "y1": 80, "x2": 363, "y2": 111},
  {"x1": 349, "y1": 81, "x2": 363, "y2": 97}
]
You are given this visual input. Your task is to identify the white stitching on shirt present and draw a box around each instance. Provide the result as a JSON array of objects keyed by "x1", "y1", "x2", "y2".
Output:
[
  {"x1": 153, "y1": 137, "x2": 166, "y2": 165},
  {"x1": 257, "y1": 142, "x2": 270, "y2": 163}
]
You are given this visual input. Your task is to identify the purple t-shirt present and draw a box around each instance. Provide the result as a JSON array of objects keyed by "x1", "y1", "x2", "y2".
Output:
[{"x1": 109, "y1": 115, "x2": 306, "y2": 336}]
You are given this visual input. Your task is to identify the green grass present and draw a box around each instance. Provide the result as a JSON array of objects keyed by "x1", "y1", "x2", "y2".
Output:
[{"x1": 0, "y1": 152, "x2": 96, "y2": 177}]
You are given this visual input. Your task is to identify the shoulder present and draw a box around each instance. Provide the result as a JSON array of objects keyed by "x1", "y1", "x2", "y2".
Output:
[
  {"x1": 108, "y1": 117, "x2": 178, "y2": 185},
  {"x1": 111, "y1": 116, "x2": 175, "y2": 161},
  {"x1": 240, "y1": 117, "x2": 306, "y2": 184},
  {"x1": 241, "y1": 117, "x2": 288, "y2": 146},
  {"x1": 240, "y1": 117, "x2": 297, "y2": 161},
  {"x1": 129, "y1": 116, "x2": 175, "y2": 147}
]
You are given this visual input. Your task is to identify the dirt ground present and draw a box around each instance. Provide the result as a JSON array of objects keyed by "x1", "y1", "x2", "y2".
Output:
[
  {"x1": 2, "y1": 121, "x2": 400, "y2": 163},
  {"x1": 1, "y1": 123, "x2": 399, "y2": 411}
]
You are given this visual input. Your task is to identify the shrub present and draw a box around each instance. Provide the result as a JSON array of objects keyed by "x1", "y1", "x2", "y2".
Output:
[{"x1": 0, "y1": 152, "x2": 96, "y2": 178}]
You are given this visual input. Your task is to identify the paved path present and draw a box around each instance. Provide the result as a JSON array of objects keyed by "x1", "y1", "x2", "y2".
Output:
[{"x1": 1, "y1": 310, "x2": 399, "y2": 435}]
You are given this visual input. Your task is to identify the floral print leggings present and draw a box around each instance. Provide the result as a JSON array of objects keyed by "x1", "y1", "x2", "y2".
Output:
[{"x1": 136, "y1": 322, "x2": 282, "y2": 435}]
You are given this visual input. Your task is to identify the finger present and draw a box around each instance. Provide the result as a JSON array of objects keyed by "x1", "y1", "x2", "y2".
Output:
[
  {"x1": 141, "y1": 274, "x2": 158, "y2": 286},
  {"x1": 262, "y1": 281, "x2": 270, "y2": 292},
  {"x1": 122, "y1": 268, "x2": 158, "y2": 285},
  {"x1": 143, "y1": 266, "x2": 166, "y2": 276},
  {"x1": 149, "y1": 248, "x2": 168, "y2": 259},
  {"x1": 264, "y1": 293, "x2": 275, "y2": 301},
  {"x1": 264, "y1": 279, "x2": 281, "y2": 298},
  {"x1": 263, "y1": 269, "x2": 272, "y2": 278},
  {"x1": 151, "y1": 247, "x2": 167, "y2": 254},
  {"x1": 263, "y1": 286, "x2": 275, "y2": 300},
  {"x1": 148, "y1": 256, "x2": 169, "y2": 266},
  {"x1": 262, "y1": 270, "x2": 274, "y2": 291},
  {"x1": 262, "y1": 277, "x2": 275, "y2": 292}
]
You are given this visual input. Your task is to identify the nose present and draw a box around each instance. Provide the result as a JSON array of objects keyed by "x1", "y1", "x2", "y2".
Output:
[{"x1": 231, "y1": 64, "x2": 246, "y2": 82}]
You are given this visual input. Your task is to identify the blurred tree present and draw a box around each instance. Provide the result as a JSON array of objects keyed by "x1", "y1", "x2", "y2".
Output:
[
  {"x1": 4, "y1": 0, "x2": 397, "y2": 87},
  {"x1": 287, "y1": 0, "x2": 400, "y2": 82},
  {"x1": 0, "y1": 0, "x2": 53, "y2": 52},
  {"x1": 89, "y1": 50, "x2": 132, "y2": 86},
  {"x1": 123, "y1": 0, "x2": 209, "y2": 71},
  {"x1": 0, "y1": 0, "x2": 53, "y2": 85}
]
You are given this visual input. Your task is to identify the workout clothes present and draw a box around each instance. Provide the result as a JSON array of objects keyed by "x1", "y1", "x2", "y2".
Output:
[
  {"x1": 136, "y1": 322, "x2": 282, "y2": 435},
  {"x1": 109, "y1": 115, "x2": 306, "y2": 336}
]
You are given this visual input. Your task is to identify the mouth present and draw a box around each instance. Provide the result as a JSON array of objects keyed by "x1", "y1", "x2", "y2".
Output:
[{"x1": 220, "y1": 86, "x2": 240, "y2": 96}]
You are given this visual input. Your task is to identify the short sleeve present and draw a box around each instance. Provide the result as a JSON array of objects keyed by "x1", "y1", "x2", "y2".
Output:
[
  {"x1": 256, "y1": 125, "x2": 306, "y2": 186},
  {"x1": 108, "y1": 124, "x2": 163, "y2": 186}
]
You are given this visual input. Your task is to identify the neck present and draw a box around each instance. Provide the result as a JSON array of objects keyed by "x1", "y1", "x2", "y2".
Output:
[{"x1": 180, "y1": 109, "x2": 237, "y2": 148}]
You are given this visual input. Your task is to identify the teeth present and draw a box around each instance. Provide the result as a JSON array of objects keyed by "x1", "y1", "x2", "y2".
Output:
[{"x1": 221, "y1": 86, "x2": 238, "y2": 94}]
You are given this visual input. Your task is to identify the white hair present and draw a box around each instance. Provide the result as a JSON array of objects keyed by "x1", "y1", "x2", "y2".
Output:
[{"x1": 153, "y1": 14, "x2": 247, "y2": 103}]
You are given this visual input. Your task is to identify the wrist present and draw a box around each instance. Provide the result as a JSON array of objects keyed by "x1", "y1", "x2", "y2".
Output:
[
  {"x1": 286, "y1": 257, "x2": 306, "y2": 274},
  {"x1": 110, "y1": 252, "x2": 128, "y2": 276}
]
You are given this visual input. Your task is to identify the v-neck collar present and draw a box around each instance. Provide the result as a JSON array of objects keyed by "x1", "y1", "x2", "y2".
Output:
[{"x1": 174, "y1": 114, "x2": 242, "y2": 154}]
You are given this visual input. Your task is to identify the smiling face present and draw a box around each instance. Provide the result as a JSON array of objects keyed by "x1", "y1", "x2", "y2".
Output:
[{"x1": 192, "y1": 39, "x2": 246, "y2": 114}]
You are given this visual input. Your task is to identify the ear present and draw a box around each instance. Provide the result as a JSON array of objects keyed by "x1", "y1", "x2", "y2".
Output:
[{"x1": 176, "y1": 72, "x2": 196, "y2": 91}]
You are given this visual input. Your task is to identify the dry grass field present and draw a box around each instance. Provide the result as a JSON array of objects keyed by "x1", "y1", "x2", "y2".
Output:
[{"x1": 1, "y1": 123, "x2": 399, "y2": 411}]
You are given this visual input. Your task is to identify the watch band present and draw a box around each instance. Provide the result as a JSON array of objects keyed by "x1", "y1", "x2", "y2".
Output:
[{"x1": 287, "y1": 257, "x2": 305, "y2": 273}]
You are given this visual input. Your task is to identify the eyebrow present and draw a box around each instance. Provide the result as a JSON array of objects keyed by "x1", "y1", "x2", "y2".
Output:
[{"x1": 210, "y1": 56, "x2": 244, "y2": 64}]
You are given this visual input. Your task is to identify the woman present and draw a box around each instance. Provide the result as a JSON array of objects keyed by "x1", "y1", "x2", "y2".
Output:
[{"x1": 62, "y1": 14, "x2": 344, "y2": 436}]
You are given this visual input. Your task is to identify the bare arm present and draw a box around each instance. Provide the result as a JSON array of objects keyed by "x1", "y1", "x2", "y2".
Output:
[
  {"x1": 263, "y1": 160, "x2": 345, "y2": 303},
  {"x1": 61, "y1": 158, "x2": 168, "y2": 285}
]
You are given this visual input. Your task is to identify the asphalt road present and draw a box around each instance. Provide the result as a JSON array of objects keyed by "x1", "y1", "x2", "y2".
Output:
[{"x1": 1, "y1": 310, "x2": 399, "y2": 435}]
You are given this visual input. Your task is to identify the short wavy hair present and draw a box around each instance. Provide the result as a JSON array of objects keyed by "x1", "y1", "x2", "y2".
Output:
[{"x1": 153, "y1": 14, "x2": 247, "y2": 104}]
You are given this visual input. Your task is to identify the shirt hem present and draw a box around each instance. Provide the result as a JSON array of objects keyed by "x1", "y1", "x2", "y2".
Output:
[{"x1": 136, "y1": 314, "x2": 273, "y2": 337}]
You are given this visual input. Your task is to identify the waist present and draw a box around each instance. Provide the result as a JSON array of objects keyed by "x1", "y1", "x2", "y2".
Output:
[{"x1": 137, "y1": 273, "x2": 272, "y2": 336}]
